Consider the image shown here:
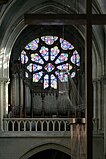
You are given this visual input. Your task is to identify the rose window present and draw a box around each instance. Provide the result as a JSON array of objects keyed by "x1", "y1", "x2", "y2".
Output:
[{"x1": 20, "y1": 36, "x2": 80, "y2": 90}]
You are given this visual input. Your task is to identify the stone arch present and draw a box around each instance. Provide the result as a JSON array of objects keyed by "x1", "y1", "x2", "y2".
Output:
[
  {"x1": 1, "y1": 1, "x2": 84, "y2": 79},
  {"x1": 0, "y1": 0, "x2": 105, "y2": 80},
  {"x1": 92, "y1": 26, "x2": 105, "y2": 79},
  {"x1": 19, "y1": 143, "x2": 71, "y2": 159}
]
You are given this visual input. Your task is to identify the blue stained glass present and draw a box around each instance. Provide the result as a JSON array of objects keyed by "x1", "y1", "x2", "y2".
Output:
[
  {"x1": 33, "y1": 64, "x2": 42, "y2": 72},
  {"x1": 41, "y1": 36, "x2": 58, "y2": 45},
  {"x1": 25, "y1": 38, "x2": 39, "y2": 50},
  {"x1": 71, "y1": 72, "x2": 76, "y2": 78},
  {"x1": 51, "y1": 74, "x2": 57, "y2": 89},
  {"x1": 44, "y1": 63, "x2": 55, "y2": 72},
  {"x1": 60, "y1": 38, "x2": 74, "y2": 50},
  {"x1": 27, "y1": 63, "x2": 42, "y2": 72},
  {"x1": 21, "y1": 35, "x2": 80, "y2": 89},
  {"x1": 40, "y1": 46, "x2": 49, "y2": 61},
  {"x1": 55, "y1": 71, "x2": 68, "y2": 82},
  {"x1": 55, "y1": 53, "x2": 68, "y2": 64},
  {"x1": 44, "y1": 75, "x2": 49, "y2": 89},
  {"x1": 33, "y1": 71, "x2": 43, "y2": 82},
  {"x1": 31, "y1": 53, "x2": 44, "y2": 64},
  {"x1": 71, "y1": 50, "x2": 80, "y2": 66},
  {"x1": 50, "y1": 46, "x2": 60, "y2": 61},
  {"x1": 57, "y1": 63, "x2": 68, "y2": 70},
  {"x1": 21, "y1": 50, "x2": 28, "y2": 64}
]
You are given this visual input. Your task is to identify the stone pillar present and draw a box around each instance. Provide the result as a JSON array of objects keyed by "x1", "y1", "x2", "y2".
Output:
[
  {"x1": 93, "y1": 80, "x2": 98, "y2": 131},
  {"x1": 93, "y1": 78, "x2": 103, "y2": 132},
  {"x1": 11, "y1": 74, "x2": 17, "y2": 116},
  {"x1": 25, "y1": 85, "x2": 30, "y2": 116},
  {"x1": 101, "y1": 78, "x2": 104, "y2": 132},
  {"x1": 14, "y1": 73, "x2": 19, "y2": 107},
  {"x1": 16, "y1": 74, "x2": 19, "y2": 107},
  {"x1": 97, "y1": 79, "x2": 102, "y2": 130},
  {"x1": 103, "y1": 76, "x2": 106, "y2": 157},
  {"x1": 0, "y1": 78, "x2": 9, "y2": 131},
  {"x1": 19, "y1": 78, "x2": 23, "y2": 117},
  {"x1": 11, "y1": 74, "x2": 15, "y2": 116},
  {"x1": 0, "y1": 81, "x2": 4, "y2": 131},
  {"x1": 4, "y1": 80, "x2": 9, "y2": 117},
  {"x1": 13, "y1": 73, "x2": 19, "y2": 116},
  {"x1": 93, "y1": 80, "x2": 97, "y2": 118}
]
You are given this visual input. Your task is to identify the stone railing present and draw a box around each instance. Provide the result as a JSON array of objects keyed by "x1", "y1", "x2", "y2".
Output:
[{"x1": 3, "y1": 118, "x2": 85, "y2": 132}]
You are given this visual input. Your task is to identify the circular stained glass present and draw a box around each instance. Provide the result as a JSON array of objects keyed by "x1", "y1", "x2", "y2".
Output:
[{"x1": 20, "y1": 35, "x2": 80, "y2": 90}]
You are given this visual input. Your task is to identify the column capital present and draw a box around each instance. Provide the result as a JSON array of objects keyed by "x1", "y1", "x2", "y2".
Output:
[
  {"x1": 93, "y1": 76, "x2": 106, "y2": 83},
  {"x1": 92, "y1": 78, "x2": 100, "y2": 83},
  {"x1": 0, "y1": 78, "x2": 10, "y2": 83},
  {"x1": 101, "y1": 75, "x2": 106, "y2": 84}
]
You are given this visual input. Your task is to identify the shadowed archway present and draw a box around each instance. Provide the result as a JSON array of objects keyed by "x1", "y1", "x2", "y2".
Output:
[{"x1": 28, "y1": 149, "x2": 71, "y2": 159}]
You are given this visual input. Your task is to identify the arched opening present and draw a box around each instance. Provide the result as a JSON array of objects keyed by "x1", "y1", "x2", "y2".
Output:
[
  {"x1": 8, "y1": 25, "x2": 85, "y2": 118},
  {"x1": 28, "y1": 149, "x2": 71, "y2": 159}
]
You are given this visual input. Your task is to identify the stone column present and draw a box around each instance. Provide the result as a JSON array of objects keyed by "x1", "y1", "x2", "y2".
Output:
[
  {"x1": 19, "y1": 78, "x2": 23, "y2": 117},
  {"x1": 16, "y1": 74, "x2": 19, "y2": 108},
  {"x1": 4, "y1": 80, "x2": 10, "y2": 117},
  {"x1": 0, "y1": 78, "x2": 9, "y2": 131},
  {"x1": 14, "y1": 73, "x2": 19, "y2": 107},
  {"x1": 11, "y1": 74, "x2": 17, "y2": 116},
  {"x1": 103, "y1": 76, "x2": 106, "y2": 157},
  {"x1": 93, "y1": 80, "x2": 98, "y2": 131},
  {"x1": 0, "y1": 81, "x2": 4, "y2": 131},
  {"x1": 97, "y1": 79, "x2": 102, "y2": 131},
  {"x1": 97, "y1": 80, "x2": 101, "y2": 130},
  {"x1": 13, "y1": 73, "x2": 19, "y2": 116},
  {"x1": 11, "y1": 74, "x2": 15, "y2": 116},
  {"x1": 23, "y1": 80, "x2": 26, "y2": 117},
  {"x1": 100, "y1": 78, "x2": 104, "y2": 132},
  {"x1": 25, "y1": 85, "x2": 30, "y2": 116},
  {"x1": 93, "y1": 80, "x2": 97, "y2": 118}
]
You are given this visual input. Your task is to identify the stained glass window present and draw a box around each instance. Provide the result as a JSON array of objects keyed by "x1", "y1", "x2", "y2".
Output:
[
  {"x1": 25, "y1": 38, "x2": 39, "y2": 50},
  {"x1": 27, "y1": 63, "x2": 42, "y2": 72},
  {"x1": 44, "y1": 74, "x2": 49, "y2": 89},
  {"x1": 71, "y1": 72, "x2": 76, "y2": 78},
  {"x1": 31, "y1": 54, "x2": 44, "y2": 64},
  {"x1": 50, "y1": 46, "x2": 60, "y2": 61},
  {"x1": 57, "y1": 63, "x2": 68, "y2": 70},
  {"x1": 33, "y1": 71, "x2": 43, "y2": 82},
  {"x1": 60, "y1": 38, "x2": 74, "y2": 50},
  {"x1": 20, "y1": 35, "x2": 80, "y2": 90},
  {"x1": 40, "y1": 46, "x2": 49, "y2": 61},
  {"x1": 56, "y1": 71, "x2": 68, "y2": 82},
  {"x1": 21, "y1": 50, "x2": 28, "y2": 64},
  {"x1": 71, "y1": 50, "x2": 80, "y2": 66},
  {"x1": 45, "y1": 63, "x2": 55, "y2": 72},
  {"x1": 51, "y1": 74, "x2": 57, "y2": 89},
  {"x1": 41, "y1": 36, "x2": 58, "y2": 45},
  {"x1": 55, "y1": 53, "x2": 68, "y2": 64}
]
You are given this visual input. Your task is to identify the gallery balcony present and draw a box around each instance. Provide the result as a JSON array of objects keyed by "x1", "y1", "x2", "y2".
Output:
[{"x1": 1, "y1": 117, "x2": 85, "y2": 137}]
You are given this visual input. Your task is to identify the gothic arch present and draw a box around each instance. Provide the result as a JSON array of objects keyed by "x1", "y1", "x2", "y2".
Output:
[
  {"x1": 1, "y1": 0, "x2": 104, "y2": 81},
  {"x1": 0, "y1": 1, "x2": 85, "y2": 79},
  {"x1": 19, "y1": 143, "x2": 71, "y2": 159}
]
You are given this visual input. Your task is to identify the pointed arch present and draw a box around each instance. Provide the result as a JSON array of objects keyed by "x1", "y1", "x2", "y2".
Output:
[{"x1": 20, "y1": 143, "x2": 71, "y2": 159}]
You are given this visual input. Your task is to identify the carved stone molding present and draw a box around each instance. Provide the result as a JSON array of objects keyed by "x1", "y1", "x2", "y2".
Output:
[
  {"x1": 0, "y1": 78, "x2": 10, "y2": 83},
  {"x1": 101, "y1": 75, "x2": 106, "y2": 84},
  {"x1": 93, "y1": 75, "x2": 106, "y2": 84}
]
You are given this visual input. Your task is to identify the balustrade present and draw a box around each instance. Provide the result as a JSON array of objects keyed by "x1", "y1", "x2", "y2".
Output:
[{"x1": 3, "y1": 118, "x2": 85, "y2": 132}]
